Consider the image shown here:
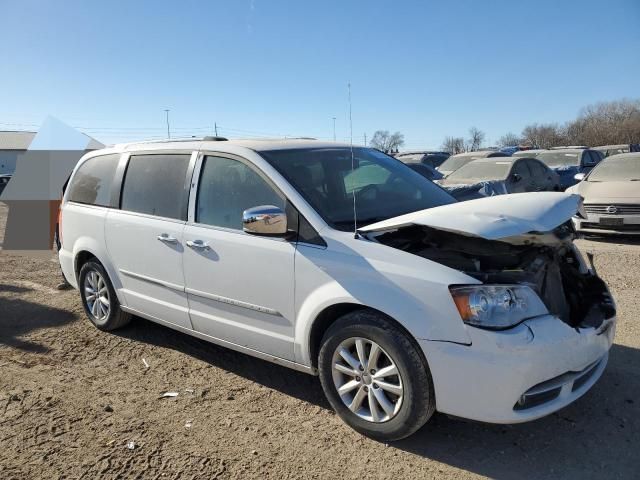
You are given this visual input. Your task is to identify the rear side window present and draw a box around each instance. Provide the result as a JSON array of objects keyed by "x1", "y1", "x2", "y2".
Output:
[
  {"x1": 121, "y1": 154, "x2": 190, "y2": 220},
  {"x1": 67, "y1": 154, "x2": 120, "y2": 207},
  {"x1": 196, "y1": 155, "x2": 285, "y2": 230}
]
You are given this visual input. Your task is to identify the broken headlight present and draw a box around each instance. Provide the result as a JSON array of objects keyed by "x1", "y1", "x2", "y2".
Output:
[{"x1": 449, "y1": 285, "x2": 548, "y2": 329}]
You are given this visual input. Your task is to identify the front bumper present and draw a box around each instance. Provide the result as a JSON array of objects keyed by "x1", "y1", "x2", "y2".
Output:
[
  {"x1": 573, "y1": 213, "x2": 640, "y2": 235},
  {"x1": 421, "y1": 314, "x2": 616, "y2": 424}
]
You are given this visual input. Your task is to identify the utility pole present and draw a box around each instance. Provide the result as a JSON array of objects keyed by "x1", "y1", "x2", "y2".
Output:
[
  {"x1": 214, "y1": 122, "x2": 218, "y2": 136},
  {"x1": 332, "y1": 117, "x2": 336, "y2": 141},
  {"x1": 164, "y1": 109, "x2": 171, "y2": 139},
  {"x1": 364, "y1": 133, "x2": 367, "y2": 146}
]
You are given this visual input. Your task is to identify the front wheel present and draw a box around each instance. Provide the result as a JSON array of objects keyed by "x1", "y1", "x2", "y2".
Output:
[{"x1": 318, "y1": 310, "x2": 435, "y2": 441}]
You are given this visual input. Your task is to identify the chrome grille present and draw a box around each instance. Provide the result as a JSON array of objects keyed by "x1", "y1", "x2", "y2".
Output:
[{"x1": 584, "y1": 203, "x2": 640, "y2": 215}]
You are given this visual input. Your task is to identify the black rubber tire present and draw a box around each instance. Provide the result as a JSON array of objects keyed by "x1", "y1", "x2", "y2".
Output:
[
  {"x1": 318, "y1": 310, "x2": 436, "y2": 442},
  {"x1": 78, "y1": 260, "x2": 131, "y2": 331}
]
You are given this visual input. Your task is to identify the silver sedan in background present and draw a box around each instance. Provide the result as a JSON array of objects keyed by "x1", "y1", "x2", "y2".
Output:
[{"x1": 568, "y1": 152, "x2": 640, "y2": 235}]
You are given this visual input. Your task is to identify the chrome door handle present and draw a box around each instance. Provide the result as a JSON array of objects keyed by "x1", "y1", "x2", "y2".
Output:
[
  {"x1": 186, "y1": 239, "x2": 210, "y2": 250},
  {"x1": 157, "y1": 233, "x2": 178, "y2": 243}
]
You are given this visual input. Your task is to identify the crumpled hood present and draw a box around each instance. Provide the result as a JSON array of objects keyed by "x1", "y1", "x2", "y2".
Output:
[{"x1": 359, "y1": 192, "x2": 580, "y2": 241}]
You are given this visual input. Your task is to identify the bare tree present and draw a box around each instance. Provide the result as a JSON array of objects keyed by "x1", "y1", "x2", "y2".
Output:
[
  {"x1": 521, "y1": 123, "x2": 566, "y2": 149},
  {"x1": 497, "y1": 132, "x2": 522, "y2": 147},
  {"x1": 369, "y1": 130, "x2": 405, "y2": 153},
  {"x1": 465, "y1": 127, "x2": 485, "y2": 152},
  {"x1": 441, "y1": 136, "x2": 465, "y2": 154},
  {"x1": 565, "y1": 99, "x2": 640, "y2": 146}
]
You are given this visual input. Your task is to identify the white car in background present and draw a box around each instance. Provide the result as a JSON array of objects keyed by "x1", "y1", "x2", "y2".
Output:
[
  {"x1": 58, "y1": 139, "x2": 616, "y2": 440},
  {"x1": 568, "y1": 152, "x2": 640, "y2": 235}
]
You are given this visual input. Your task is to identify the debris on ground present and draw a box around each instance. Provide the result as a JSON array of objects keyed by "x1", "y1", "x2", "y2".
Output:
[{"x1": 160, "y1": 391, "x2": 179, "y2": 399}]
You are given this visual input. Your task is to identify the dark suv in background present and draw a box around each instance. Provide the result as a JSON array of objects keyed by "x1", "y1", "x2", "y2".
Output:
[{"x1": 536, "y1": 148, "x2": 604, "y2": 190}]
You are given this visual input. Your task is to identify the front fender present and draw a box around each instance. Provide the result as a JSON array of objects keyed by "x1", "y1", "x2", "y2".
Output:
[{"x1": 293, "y1": 240, "x2": 474, "y2": 367}]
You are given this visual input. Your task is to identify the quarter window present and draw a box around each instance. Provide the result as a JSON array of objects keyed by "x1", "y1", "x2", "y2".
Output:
[
  {"x1": 196, "y1": 155, "x2": 285, "y2": 230},
  {"x1": 68, "y1": 154, "x2": 120, "y2": 207},
  {"x1": 121, "y1": 154, "x2": 190, "y2": 220}
]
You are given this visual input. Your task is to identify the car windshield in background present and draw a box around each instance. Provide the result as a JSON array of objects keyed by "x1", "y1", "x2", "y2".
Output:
[
  {"x1": 588, "y1": 156, "x2": 640, "y2": 182},
  {"x1": 537, "y1": 152, "x2": 581, "y2": 168},
  {"x1": 260, "y1": 147, "x2": 455, "y2": 231},
  {"x1": 396, "y1": 154, "x2": 423, "y2": 163},
  {"x1": 439, "y1": 155, "x2": 477, "y2": 172},
  {"x1": 446, "y1": 161, "x2": 513, "y2": 182}
]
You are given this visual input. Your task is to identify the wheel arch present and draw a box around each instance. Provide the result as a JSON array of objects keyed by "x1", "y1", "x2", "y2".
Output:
[
  {"x1": 306, "y1": 303, "x2": 426, "y2": 371},
  {"x1": 72, "y1": 241, "x2": 125, "y2": 304}
]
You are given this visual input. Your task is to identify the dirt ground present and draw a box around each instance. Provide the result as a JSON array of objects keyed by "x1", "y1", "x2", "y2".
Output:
[{"x1": 1, "y1": 201, "x2": 639, "y2": 479}]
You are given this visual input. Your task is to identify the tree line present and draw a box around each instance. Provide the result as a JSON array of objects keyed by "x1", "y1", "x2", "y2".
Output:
[{"x1": 369, "y1": 99, "x2": 640, "y2": 154}]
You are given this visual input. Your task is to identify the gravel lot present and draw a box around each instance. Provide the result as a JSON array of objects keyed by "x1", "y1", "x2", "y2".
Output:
[{"x1": 1, "y1": 201, "x2": 639, "y2": 479}]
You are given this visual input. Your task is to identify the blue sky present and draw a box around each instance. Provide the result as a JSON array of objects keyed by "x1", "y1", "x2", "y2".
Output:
[{"x1": 1, "y1": 0, "x2": 639, "y2": 148}]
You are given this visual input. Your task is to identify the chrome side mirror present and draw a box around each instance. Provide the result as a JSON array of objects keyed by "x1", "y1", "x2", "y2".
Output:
[
  {"x1": 242, "y1": 205, "x2": 288, "y2": 236},
  {"x1": 574, "y1": 173, "x2": 585, "y2": 182}
]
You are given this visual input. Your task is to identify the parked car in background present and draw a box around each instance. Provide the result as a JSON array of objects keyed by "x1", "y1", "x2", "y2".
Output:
[
  {"x1": 59, "y1": 138, "x2": 615, "y2": 441},
  {"x1": 437, "y1": 150, "x2": 510, "y2": 177},
  {"x1": 536, "y1": 148, "x2": 604, "y2": 190},
  {"x1": 406, "y1": 162, "x2": 444, "y2": 182},
  {"x1": 396, "y1": 151, "x2": 450, "y2": 169},
  {"x1": 512, "y1": 149, "x2": 546, "y2": 158},
  {"x1": 438, "y1": 157, "x2": 560, "y2": 201},
  {"x1": 567, "y1": 152, "x2": 640, "y2": 235},
  {"x1": 0, "y1": 174, "x2": 11, "y2": 195},
  {"x1": 499, "y1": 146, "x2": 519, "y2": 155},
  {"x1": 592, "y1": 144, "x2": 640, "y2": 158}
]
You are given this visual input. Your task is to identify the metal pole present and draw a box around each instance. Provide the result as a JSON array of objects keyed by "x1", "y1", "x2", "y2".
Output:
[
  {"x1": 215, "y1": 122, "x2": 218, "y2": 136},
  {"x1": 164, "y1": 109, "x2": 170, "y2": 139},
  {"x1": 332, "y1": 117, "x2": 336, "y2": 141},
  {"x1": 364, "y1": 133, "x2": 367, "y2": 146}
]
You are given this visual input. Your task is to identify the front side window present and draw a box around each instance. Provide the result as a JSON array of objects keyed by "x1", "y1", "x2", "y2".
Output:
[
  {"x1": 527, "y1": 160, "x2": 547, "y2": 178},
  {"x1": 196, "y1": 155, "x2": 285, "y2": 230},
  {"x1": 120, "y1": 154, "x2": 190, "y2": 220},
  {"x1": 260, "y1": 147, "x2": 455, "y2": 231},
  {"x1": 67, "y1": 154, "x2": 120, "y2": 207}
]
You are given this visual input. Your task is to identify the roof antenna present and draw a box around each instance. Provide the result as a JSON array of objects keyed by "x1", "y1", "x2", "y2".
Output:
[{"x1": 348, "y1": 82, "x2": 358, "y2": 239}]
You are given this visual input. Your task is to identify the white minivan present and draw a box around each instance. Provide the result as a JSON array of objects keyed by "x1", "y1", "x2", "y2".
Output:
[{"x1": 59, "y1": 138, "x2": 616, "y2": 440}]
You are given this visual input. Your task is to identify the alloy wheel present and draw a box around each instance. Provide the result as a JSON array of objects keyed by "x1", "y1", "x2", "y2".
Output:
[
  {"x1": 84, "y1": 270, "x2": 110, "y2": 322},
  {"x1": 331, "y1": 337, "x2": 404, "y2": 423}
]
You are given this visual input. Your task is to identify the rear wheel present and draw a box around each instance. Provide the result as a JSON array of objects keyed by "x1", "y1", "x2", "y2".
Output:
[
  {"x1": 79, "y1": 260, "x2": 131, "y2": 331},
  {"x1": 318, "y1": 310, "x2": 435, "y2": 441}
]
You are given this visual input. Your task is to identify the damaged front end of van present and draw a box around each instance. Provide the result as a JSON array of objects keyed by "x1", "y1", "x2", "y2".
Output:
[{"x1": 360, "y1": 192, "x2": 616, "y2": 423}]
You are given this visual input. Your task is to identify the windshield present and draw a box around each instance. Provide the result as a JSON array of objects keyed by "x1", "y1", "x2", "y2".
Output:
[
  {"x1": 260, "y1": 147, "x2": 456, "y2": 231},
  {"x1": 445, "y1": 160, "x2": 513, "y2": 182},
  {"x1": 537, "y1": 151, "x2": 581, "y2": 168},
  {"x1": 513, "y1": 150, "x2": 540, "y2": 158},
  {"x1": 588, "y1": 156, "x2": 640, "y2": 181},
  {"x1": 396, "y1": 153, "x2": 423, "y2": 163},
  {"x1": 438, "y1": 155, "x2": 476, "y2": 172}
]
